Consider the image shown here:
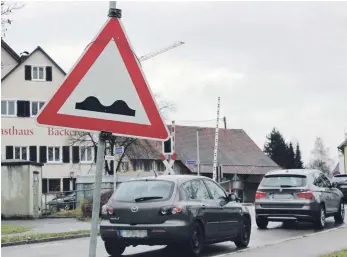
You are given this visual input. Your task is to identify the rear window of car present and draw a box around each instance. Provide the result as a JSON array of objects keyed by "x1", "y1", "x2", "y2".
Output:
[
  {"x1": 113, "y1": 180, "x2": 175, "y2": 202},
  {"x1": 260, "y1": 175, "x2": 307, "y2": 187},
  {"x1": 333, "y1": 175, "x2": 347, "y2": 183}
]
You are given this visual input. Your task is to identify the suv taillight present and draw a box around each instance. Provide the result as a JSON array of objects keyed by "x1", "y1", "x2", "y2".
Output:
[
  {"x1": 160, "y1": 206, "x2": 183, "y2": 215},
  {"x1": 297, "y1": 191, "x2": 314, "y2": 200},
  {"x1": 255, "y1": 191, "x2": 267, "y2": 199}
]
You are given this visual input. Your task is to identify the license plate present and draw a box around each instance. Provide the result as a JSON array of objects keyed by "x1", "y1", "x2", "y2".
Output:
[
  {"x1": 273, "y1": 194, "x2": 292, "y2": 200},
  {"x1": 119, "y1": 230, "x2": 147, "y2": 238},
  {"x1": 340, "y1": 185, "x2": 347, "y2": 188}
]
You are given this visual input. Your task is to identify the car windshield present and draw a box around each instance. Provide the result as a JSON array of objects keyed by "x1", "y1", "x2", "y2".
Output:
[
  {"x1": 332, "y1": 175, "x2": 347, "y2": 183},
  {"x1": 113, "y1": 180, "x2": 174, "y2": 202},
  {"x1": 261, "y1": 175, "x2": 307, "y2": 187}
]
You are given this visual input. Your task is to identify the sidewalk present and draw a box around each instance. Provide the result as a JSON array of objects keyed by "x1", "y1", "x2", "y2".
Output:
[
  {"x1": 2, "y1": 218, "x2": 91, "y2": 235},
  {"x1": 230, "y1": 227, "x2": 347, "y2": 257}
]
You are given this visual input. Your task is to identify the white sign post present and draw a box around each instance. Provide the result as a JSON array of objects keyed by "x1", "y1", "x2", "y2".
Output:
[{"x1": 113, "y1": 146, "x2": 124, "y2": 191}]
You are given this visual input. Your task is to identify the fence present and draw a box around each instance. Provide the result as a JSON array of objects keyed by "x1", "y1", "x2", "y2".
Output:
[{"x1": 42, "y1": 187, "x2": 113, "y2": 216}]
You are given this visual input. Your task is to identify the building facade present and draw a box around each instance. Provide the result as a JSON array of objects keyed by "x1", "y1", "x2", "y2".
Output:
[{"x1": 338, "y1": 138, "x2": 347, "y2": 174}]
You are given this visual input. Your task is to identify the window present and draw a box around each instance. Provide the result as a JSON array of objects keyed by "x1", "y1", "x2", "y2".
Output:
[
  {"x1": 31, "y1": 101, "x2": 45, "y2": 116},
  {"x1": 80, "y1": 146, "x2": 93, "y2": 163},
  {"x1": 13, "y1": 146, "x2": 29, "y2": 160},
  {"x1": 261, "y1": 175, "x2": 307, "y2": 187},
  {"x1": 181, "y1": 181, "x2": 194, "y2": 200},
  {"x1": 332, "y1": 175, "x2": 347, "y2": 183},
  {"x1": 32, "y1": 66, "x2": 45, "y2": 81},
  {"x1": 1, "y1": 100, "x2": 16, "y2": 116},
  {"x1": 113, "y1": 180, "x2": 174, "y2": 202},
  {"x1": 48, "y1": 179, "x2": 61, "y2": 192},
  {"x1": 313, "y1": 173, "x2": 328, "y2": 188},
  {"x1": 191, "y1": 180, "x2": 211, "y2": 200},
  {"x1": 47, "y1": 147, "x2": 62, "y2": 163},
  {"x1": 204, "y1": 179, "x2": 227, "y2": 200}
]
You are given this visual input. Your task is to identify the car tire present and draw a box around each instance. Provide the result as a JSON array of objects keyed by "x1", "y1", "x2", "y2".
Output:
[
  {"x1": 256, "y1": 218, "x2": 268, "y2": 229},
  {"x1": 234, "y1": 216, "x2": 251, "y2": 248},
  {"x1": 104, "y1": 240, "x2": 126, "y2": 257},
  {"x1": 184, "y1": 222, "x2": 204, "y2": 257},
  {"x1": 334, "y1": 201, "x2": 345, "y2": 223},
  {"x1": 314, "y1": 204, "x2": 326, "y2": 230}
]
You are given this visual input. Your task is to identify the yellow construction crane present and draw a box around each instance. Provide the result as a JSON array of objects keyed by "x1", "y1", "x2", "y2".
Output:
[{"x1": 139, "y1": 41, "x2": 185, "y2": 62}]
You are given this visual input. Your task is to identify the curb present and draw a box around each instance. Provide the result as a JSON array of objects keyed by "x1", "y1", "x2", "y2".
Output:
[{"x1": 1, "y1": 232, "x2": 100, "y2": 247}]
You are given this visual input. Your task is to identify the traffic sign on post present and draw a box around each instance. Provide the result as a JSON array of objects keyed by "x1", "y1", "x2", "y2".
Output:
[
  {"x1": 115, "y1": 146, "x2": 124, "y2": 155},
  {"x1": 36, "y1": 18, "x2": 169, "y2": 141}
]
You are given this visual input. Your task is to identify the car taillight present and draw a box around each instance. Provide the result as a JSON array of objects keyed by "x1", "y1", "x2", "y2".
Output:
[
  {"x1": 255, "y1": 191, "x2": 266, "y2": 199},
  {"x1": 160, "y1": 206, "x2": 183, "y2": 215},
  {"x1": 297, "y1": 191, "x2": 314, "y2": 200},
  {"x1": 101, "y1": 205, "x2": 113, "y2": 215}
]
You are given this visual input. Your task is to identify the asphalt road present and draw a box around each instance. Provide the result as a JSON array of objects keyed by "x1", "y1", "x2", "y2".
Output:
[{"x1": 2, "y1": 206, "x2": 347, "y2": 257}]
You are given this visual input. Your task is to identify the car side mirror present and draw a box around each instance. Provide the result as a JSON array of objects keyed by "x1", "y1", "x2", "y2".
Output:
[
  {"x1": 228, "y1": 193, "x2": 240, "y2": 202},
  {"x1": 331, "y1": 182, "x2": 337, "y2": 188}
]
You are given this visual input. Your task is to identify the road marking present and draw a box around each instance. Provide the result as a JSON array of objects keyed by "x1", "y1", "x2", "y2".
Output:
[{"x1": 212, "y1": 224, "x2": 347, "y2": 257}]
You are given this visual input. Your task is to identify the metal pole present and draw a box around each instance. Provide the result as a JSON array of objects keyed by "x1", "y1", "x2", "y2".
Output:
[
  {"x1": 113, "y1": 154, "x2": 117, "y2": 192},
  {"x1": 88, "y1": 132, "x2": 107, "y2": 257},
  {"x1": 197, "y1": 129, "x2": 200, "y2": 176},
  {"x1": 212, "y1": 97, "x2": 221, "y2": 181}
]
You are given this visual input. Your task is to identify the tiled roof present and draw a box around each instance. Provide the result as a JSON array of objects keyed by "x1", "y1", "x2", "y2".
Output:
[{"x1": 126, "y1": 125, "x2": 279, "y2": 175}]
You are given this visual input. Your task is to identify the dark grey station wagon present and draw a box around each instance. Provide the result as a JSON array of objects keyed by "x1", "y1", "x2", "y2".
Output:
[{"x1": 100, "y1": 175, "x2": 251, "y2": 257}]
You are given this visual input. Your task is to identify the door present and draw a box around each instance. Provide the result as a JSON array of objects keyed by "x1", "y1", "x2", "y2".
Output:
[
  {"x1": 321, "y1": 174, "x2": 339, "y2": 213},
  {"x1": 33, "y1": 172, "x2": 40, "y2": 217},
  {"x1": 313, "y1": 172, "x2": 334, "y2": 213},
  {"x1": 203, "y1": 179, "x2": 240, "y2": 238},
  {"x1": 182, "y1": 179, "x2": 219, "y2": 240}
]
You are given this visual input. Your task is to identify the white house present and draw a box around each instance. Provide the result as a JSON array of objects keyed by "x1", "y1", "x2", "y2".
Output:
[{"x1": 1, "y1": 39, "x2": 100, "y2": 194}]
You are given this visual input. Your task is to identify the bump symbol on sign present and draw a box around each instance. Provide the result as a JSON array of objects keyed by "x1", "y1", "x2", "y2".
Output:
[{"x1": 75, "y1": 97, "x2": 136, "y2": 117}]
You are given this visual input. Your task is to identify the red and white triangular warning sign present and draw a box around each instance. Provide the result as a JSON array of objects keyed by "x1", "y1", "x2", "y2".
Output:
[{"x1": 37, "y1": 18, "x2": 169, "y2": 141}]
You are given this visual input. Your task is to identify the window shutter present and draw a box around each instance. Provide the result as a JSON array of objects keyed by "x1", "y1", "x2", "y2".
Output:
[
  {"x1": 62, "y1": 146, "x2": 70, "y2": 163},
  {"x1": 29, "y1": 146, "x2": 37, "y2": 162},
  {"x1": 39, "y1": 146, "x2": 47, "y2": 163},
  {"x1": 72, "y1": 146, "x2": 80, "y2": 163},
  {"x1": 25, "y1": 65, "x2": 32, "y2": 80},
  {"x1": 94, "y1": 146, "x2": 98, "y2": 163},
  {"x1": 17, "y1": 100, "x2": 30, "y2": 117},
  {"x1": 46, "y1": 66, "x2": 52, "y2": 81},
  {"x1": 6, "y1": 146, "x2": 13, "y2": 159}
]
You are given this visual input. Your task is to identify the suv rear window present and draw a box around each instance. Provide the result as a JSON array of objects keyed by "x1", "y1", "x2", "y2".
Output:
[
  {"x1": 260, "y1": 175, "x2": 307, "y2": 187},
  {"x1": 113, "y1": 180, "x2": 174, "y2": 202}
]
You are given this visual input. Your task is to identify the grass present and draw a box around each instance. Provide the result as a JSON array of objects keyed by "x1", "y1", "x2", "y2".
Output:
[
  {"x1": 321, "y1": 249, "x2": 347, "y2": 257},
  {"x1": 1, "y1": 224, "x2": 32, "y2": 235},
  {"x1": 1, "y1": 229, "x2": 91, "y2": 243}
]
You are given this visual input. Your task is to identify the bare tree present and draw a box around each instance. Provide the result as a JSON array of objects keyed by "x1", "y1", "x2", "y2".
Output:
[
  {"x1": 309, "y1": 137, "x2": 333, "y2": 175},
  {"x1": 68, "y1": 98, "x2": 174, "y2": 173},
  {"x1": 1, "y1": 1, "x2": 25, "y2": 37}
]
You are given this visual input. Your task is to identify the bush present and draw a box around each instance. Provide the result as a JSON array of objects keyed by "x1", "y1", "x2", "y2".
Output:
[{"x1": 80, "y1": 190, "x2": 113, "y2": 219}]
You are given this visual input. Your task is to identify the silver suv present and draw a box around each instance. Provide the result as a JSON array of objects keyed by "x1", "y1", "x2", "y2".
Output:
[{"x1": 255, "y1": 169, "x2": 345, "y2": 229}]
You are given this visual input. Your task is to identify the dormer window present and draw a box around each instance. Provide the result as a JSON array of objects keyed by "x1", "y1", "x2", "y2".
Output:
[{"x1": 25, "y1": 65, "x2": 52, "y2": 81}]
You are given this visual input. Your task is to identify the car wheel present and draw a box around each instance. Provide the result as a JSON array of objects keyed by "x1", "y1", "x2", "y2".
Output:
[
  {"x1": 184, "y1": 222, "x2": 204, "y2": 257},
  {"x1": 104, "y1": 240, "x2": 126, "y2": 257},
  {"x1": 314, "y1": 204, "x2": 326, "y2": 230},
  {"x1": 234, "y1": 216, "x2": 251, "y2": 248},
  {"x1": 334, "y1": 201, "x2": 345, "y2": 223},
  {"x1": 256, "y1": 218, "x2": 268, "y2": 229}
]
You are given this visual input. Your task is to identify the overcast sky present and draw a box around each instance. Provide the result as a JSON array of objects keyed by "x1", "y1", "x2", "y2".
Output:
[{"x1": 3, "y1": 1, "x2": 347, "y2": 166}]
